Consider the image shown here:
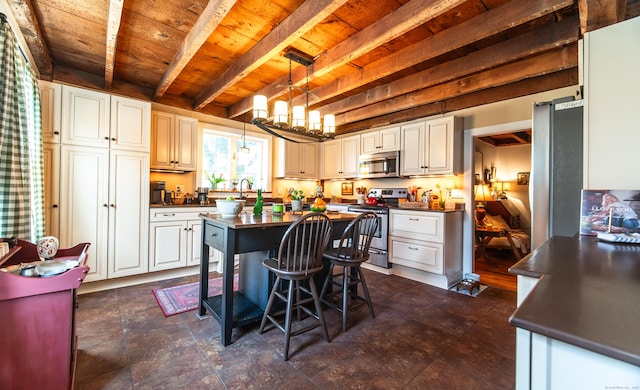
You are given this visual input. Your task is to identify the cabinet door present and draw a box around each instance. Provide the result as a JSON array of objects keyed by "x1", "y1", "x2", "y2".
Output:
[
  {"x1": 39, "y1": 80, "x2": 61, "y2": 143},
  {"x1": 425, "y1": 118, "x2": 453, "y2": 174},
  {"x1": 43, "y1": 143, "x2": 60, "y2": 237},
  {"x1": 390, "y1": 210, "x2": 444, "y2": 243},
  {"x1": 341, "y1": 135, "x2": 361, "y2": 178},
  {"x1": 379, "y1": 127, "x2": 400, "y2": 152},
  {"x1": 60, "y1": 145, "x2": 109, "y2": 282},
  {"x1": 360, "y1": 132, "x2": 379, "y2": 154},
  {"x1": 61, "y1": 86, "x2": 110, "y2": 148},
  {"x1": 300, "y1": 142, "x2": 318, "y2": 178},
  {"x1": 150, "y1": 111, "x2": 175, "y2": 170},
  {"x1": 149, "y1": 221, "x2": 187, "y2": 271},
  {"x1": 400, "y1": 122, "x2": 425, "y2": 176},
  {"x1": 321, "y1": 139, "x2": 341, "y2": 179},
  {"x1": 174, "y1": 115, "x2": 197, "y2": 171},
  {"x1": 110, "y1": 96, "x2": 150, "y2": 152},
  {"x1": 108, "y1": 150, "x2": 149, "y2": 278},
  {"x1": 283, "y1": 141, "x2": 302, "y2": 177}
]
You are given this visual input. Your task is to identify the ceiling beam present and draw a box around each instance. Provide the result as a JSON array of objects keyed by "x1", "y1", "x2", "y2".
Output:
[
  {"x1": 322, "y1": 15, "x2": 579, "y2": 117},
  {"x1": 5, "y1": 0, "x2": 53, "y2": 77},
  {"x1": 338, "y1": 69, "x2": 579, "y2": 133},
  {"x1": 105, "y1": 0, "x2": 124, "y2": 90},
  {"x1": 153, "y1": 0, "x2": 237, "y2": 100},
  {"x1": 578, "y1": 0, "x2": 627, "y2": 34},
  {"x1": 193, "y1": 0, "x2": 348, "y2": 110},
  {"x1": 226, "y1": 0, "x2": 467, "y2": 118},
  {"x1": 293, "y1": 0, "x2": 575, "y2": 112},
  {"x1": 337, "y1": 44, "x2": 578, "y2": 125}
]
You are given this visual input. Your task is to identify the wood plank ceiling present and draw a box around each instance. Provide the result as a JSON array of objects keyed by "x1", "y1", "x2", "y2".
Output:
[{"x1": 6, "y1": 0, "x2": 640, "y2": 136}]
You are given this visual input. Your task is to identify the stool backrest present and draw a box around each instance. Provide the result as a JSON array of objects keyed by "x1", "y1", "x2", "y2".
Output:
[
  {"x1": 334, "y1": 212, "x2": 379, "y2": 261},
  {"x1": 276, "y1": 213, "x2": 333, "y2": 275}
]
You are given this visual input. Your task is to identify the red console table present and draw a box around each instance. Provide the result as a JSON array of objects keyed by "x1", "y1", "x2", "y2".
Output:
[{"x1": 0, "y1": 241, "x2": 90, "y2": 390}]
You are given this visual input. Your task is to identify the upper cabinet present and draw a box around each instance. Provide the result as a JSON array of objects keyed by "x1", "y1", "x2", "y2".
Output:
[
  {"x1": 39, "y1": 80, "x2": 61, "y2": 144},
  {"x1": 150, "y1": 111, "x2": 198, "y2": 172},
  {"x1": 275, "y1": 138, "x2": 318, "y2": 179},
  {"x1": 321, "y1": 134, "x2": 360, "y2": 179},
  {"x1": 361, "y1": 126, "x2": 400, "y2": 154},
  {"x1": 61, "y1": 85, "x2": 150, "y2": 152},
  {"x1": 400, "y1": 116, "x2": 462, "y2": 176}
]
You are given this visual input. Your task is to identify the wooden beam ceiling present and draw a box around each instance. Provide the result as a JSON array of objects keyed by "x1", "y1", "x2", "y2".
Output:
[{"x1": 105, "y1": 0, "x2": 124, "y2": 90}]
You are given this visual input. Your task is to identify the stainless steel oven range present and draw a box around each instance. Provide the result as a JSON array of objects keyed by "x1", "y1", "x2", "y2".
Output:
[{"x1": 347, "y1": 188, "x2": 408, "y2": 269}]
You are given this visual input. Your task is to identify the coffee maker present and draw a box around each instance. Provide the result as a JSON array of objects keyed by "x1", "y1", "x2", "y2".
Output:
[
  {"x1": 150, "y1": 181, "x2": 166, "y2": 204},
  {"x1": 196, "y1": 187, "x2": 209, "y2": 204}
]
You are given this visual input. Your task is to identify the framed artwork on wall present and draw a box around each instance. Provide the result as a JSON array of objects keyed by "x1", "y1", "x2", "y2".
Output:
[
  {"x1": 341, "y1": 181, "x2": 353, "y2": 195},
  {"x1": 517, "y1": 172, "x2": 530, "y2": 185}
]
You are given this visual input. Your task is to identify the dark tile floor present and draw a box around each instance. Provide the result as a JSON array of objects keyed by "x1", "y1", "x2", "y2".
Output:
[{"x1": 74, "y1": 269, "x2": 516, "y2": 389}]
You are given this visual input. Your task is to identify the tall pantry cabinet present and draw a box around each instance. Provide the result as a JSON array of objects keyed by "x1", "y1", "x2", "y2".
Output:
[{"x1": 48, "y1": 84, "x2": 150, "y2": 282}]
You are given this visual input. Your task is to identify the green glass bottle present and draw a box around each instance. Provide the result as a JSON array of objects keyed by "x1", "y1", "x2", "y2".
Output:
[{"x1": 253, "y1": 189, "x2": 263, "y2": 215}]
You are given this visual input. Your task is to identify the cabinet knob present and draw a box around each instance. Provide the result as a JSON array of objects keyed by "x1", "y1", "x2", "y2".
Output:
[
  {"x1": 53, "y1": 131, "x2": 59, "y2": 135},
  {"x1": 52, "y1": 204, "x2": 58, "y2": 208},
  {"x1": 104, "y1": 136, "x2": 109, "y2": 140},
  {"x1": 103, "y1": 204, "x2": 108, "y2": 207},
  {"x1": 111, "y1": 137, "x2": 116, "y2": 141},
  {"x1": 110, "y1": 204, "x2": 115, "y2": 208}
]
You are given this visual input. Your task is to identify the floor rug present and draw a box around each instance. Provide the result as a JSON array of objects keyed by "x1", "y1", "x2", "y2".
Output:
[{"x1": 153, "y1": 274, "x2": 238, "y2": 316}]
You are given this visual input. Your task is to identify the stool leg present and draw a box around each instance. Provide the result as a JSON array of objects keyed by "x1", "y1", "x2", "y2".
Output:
[
  {"x1": 309, "y1": 277, "x2": 330, "y2": 342},
  {"x1": 283, "y1": 279, "x2": 294, "y2": 361},
  {"x1": 320, "y1": 263, "x2": 334, "y2": 302},
  {"x1": 357, "y1": 266, "x2": 375, "y2": 319},
  {"x1": 260, "y1": 276, "x2": 281, "y2": 333},
  {"x1": 342, "y1": 265, "x2": 349, "y2": 332}
]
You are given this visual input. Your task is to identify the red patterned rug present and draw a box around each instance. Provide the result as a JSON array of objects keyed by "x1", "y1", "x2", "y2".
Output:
[{"x1": 152, "y1": 274, "x2": 238, "y2": 317}]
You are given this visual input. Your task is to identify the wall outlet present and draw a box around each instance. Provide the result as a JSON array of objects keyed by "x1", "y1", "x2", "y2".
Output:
[{"x1": 176, "y1": 184, "x2": 185, "y2": 194}]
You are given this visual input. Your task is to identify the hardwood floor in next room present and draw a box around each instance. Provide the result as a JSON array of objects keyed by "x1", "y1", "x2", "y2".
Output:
[
  {"x1": 74, "y1": 269, "x2": 516, "y2": 389},
  {"x1": 475, "y1": 249, "x2": 519, "y2": 292}
]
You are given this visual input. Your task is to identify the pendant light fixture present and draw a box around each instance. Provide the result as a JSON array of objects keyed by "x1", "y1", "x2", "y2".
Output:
[
  {"x1": 239, "y1": 119, "x2": 250, "y2": 154},
  {"x1": 251, "y1": 49, "x2": 335, "y2": 142}
]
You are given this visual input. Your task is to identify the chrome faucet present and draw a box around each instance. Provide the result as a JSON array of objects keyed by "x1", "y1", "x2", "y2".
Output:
[{"x1": 239, "y1": 178, "x2": 250, "y2": 199}]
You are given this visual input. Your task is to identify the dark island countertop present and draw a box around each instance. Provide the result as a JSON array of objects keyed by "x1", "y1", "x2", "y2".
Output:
[
  {"x1": 199, "y1": 210, "x2": 358, "y2": 229},
  {"x1": 508, "y1": 236, "x2": 640, "y2": 367}
]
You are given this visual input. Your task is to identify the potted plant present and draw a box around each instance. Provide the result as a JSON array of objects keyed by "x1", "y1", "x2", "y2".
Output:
[
  {"x1": 205, "y1": 171, "x2": 225, "y2": 190},
  {"x1": 290, "y1": 188, "x2": 305, "y2": 213}
]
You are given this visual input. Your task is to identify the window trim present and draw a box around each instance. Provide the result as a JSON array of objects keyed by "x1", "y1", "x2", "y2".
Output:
[{"x1": 199, "y1": 123, "x2": 272, "y2": 191}]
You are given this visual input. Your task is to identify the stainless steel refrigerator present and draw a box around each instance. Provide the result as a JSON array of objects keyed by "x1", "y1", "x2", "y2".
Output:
[{"x1": 530, "y1": 97, "x2": 584, "y2": 250}]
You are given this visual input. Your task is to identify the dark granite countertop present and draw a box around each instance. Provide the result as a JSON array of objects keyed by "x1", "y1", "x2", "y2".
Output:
[
  {"x1": 509, "y1": 236, "x2": 640, "y2": 366},
  {"x1": 199, "y1": 210, "x2": 358, "y2": 229}
]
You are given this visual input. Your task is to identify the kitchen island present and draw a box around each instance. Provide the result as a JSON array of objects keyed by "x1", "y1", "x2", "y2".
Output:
[
  {"x1": 509, "y1": 236, "x2": 640, "y2": 388},
  {"x1": 198, "y1": 211, "x2": 359, "y2": 346}
]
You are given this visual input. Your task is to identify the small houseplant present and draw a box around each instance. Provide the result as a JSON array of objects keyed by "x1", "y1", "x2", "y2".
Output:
[
  {"x1": 289, "y1": 188, "x2": 305, "y2": 212},
  {"x1": 205, "y1": 171, "x2": 225, "y2": 190}
]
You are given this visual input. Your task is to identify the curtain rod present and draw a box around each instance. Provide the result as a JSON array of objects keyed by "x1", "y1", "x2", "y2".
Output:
[
  {"x1": 0, "y1": 12, "x2": 30, "y2": 65},
  {"x1": 1, "y1": 13, "x2": 8, "y2": 23}
]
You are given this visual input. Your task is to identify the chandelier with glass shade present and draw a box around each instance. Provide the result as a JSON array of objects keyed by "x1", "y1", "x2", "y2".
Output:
[{"x1": 251, "y1": 49, "x2": 335, "y2": 142}]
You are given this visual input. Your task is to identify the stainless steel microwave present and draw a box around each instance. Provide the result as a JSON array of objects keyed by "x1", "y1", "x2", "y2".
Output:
[{"x1": 358, "y1": 151, "x2": 401, "y2": 178}]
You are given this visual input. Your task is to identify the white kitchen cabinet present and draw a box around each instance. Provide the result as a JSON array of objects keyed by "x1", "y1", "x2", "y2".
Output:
[
  {"x1": 149, "y1": 207, "x2": 219, "y2": 271},
  {"x1": 150, "y1": 111, "x2": 198, "y2": 171},
  {"x1": 59, "y1": 146, "x2": 149, "y2": 281},
  {"x1": 389, "y1": 209, "x2": 462, "y2": 289},
  {"x1": 39, "y1": 80, "x2": 61, "y2": 143},
  {"x1": 276, "y1": 138, "x2": 319, "y2": 179},
  {"x1": 400, "y1": 116, "x2": 462, "y2": 176},
  {"x1": 360, "y1": 126, "x2": 400, "y2": 154},
  {"x1": 321, "y1": 134, "x2": 360, "y2": 179},
  {"x1": 42, "y1": 142, "x2": 60, "y2": 237},
  {"x1": 61, "y1": 85, "x2": 150, "y2": 151}
]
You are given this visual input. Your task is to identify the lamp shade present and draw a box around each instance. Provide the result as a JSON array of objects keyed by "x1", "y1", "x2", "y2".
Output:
[
  {"x1": 308, "y1": 110, "x2": 321, "y2": 133},
  {"x1": 291, "y1": 105, "x2": 305, "y2": 130},
  {"x1": 323, "y1": 114, "x2": 335, "y2": 134},
  {"x1": 252, "y1": 95, "x2": 268, "y2": 121},
  {"x1": 474, "y1": 184, "x2": 491, "y2": 202},
  {"x1": 273, "y1": 100, "x2": 288, "y2": 126}
]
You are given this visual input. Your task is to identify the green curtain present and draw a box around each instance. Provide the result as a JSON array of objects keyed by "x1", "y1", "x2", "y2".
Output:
[{"x1": 0, "y1": 16, "x2": 44, "y2": 241}]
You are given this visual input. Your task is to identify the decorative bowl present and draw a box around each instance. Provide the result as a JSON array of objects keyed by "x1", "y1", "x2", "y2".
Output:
[
  {"x1": 37, "y1": 236, "x2": 59, "y2": 260},
  {"x1": 215, "y1": 199, "x2": 246, "y2": 217}
]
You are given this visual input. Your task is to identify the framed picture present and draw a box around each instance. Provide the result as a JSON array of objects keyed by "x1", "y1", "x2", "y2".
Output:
[
  {"x1": 341, "y1": 181, "x2": 353, "y2": 195},
  {"x1": 517, "y1": 172, "x2": 530, "y2": 185}
]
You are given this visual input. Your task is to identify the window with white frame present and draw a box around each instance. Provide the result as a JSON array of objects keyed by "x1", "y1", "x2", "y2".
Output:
[{"x1": 201, "y1": 125, "x2": 271, "y2": 191}]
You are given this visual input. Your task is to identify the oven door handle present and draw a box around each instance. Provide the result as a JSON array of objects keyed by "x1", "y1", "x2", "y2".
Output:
[{"x1": 369, "y1": 248, "x2": 386, "y2": 255}]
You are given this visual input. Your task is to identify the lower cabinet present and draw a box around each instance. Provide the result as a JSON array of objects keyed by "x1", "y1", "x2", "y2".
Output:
[
  {"x1": 149, "y1": 207, "x2": 220, "y2": 271},
  {"x1": 389, "y1": 209, "x2": 463, "y2": 289}
]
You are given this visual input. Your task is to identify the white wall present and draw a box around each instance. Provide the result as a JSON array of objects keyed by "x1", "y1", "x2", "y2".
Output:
[{"x1": 584, "y1": 16, "x2": 640, "y2": 189}]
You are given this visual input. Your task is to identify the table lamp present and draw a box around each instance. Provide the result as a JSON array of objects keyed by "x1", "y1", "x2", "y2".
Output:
[{"x1": 474, "y1": 184, "x2": 491, "y2": 226}]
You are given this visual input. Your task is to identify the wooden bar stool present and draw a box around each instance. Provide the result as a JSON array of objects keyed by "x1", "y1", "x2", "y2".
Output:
[{"x1": 320, "y1": 212, "x2": 378, "y2": 332}]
